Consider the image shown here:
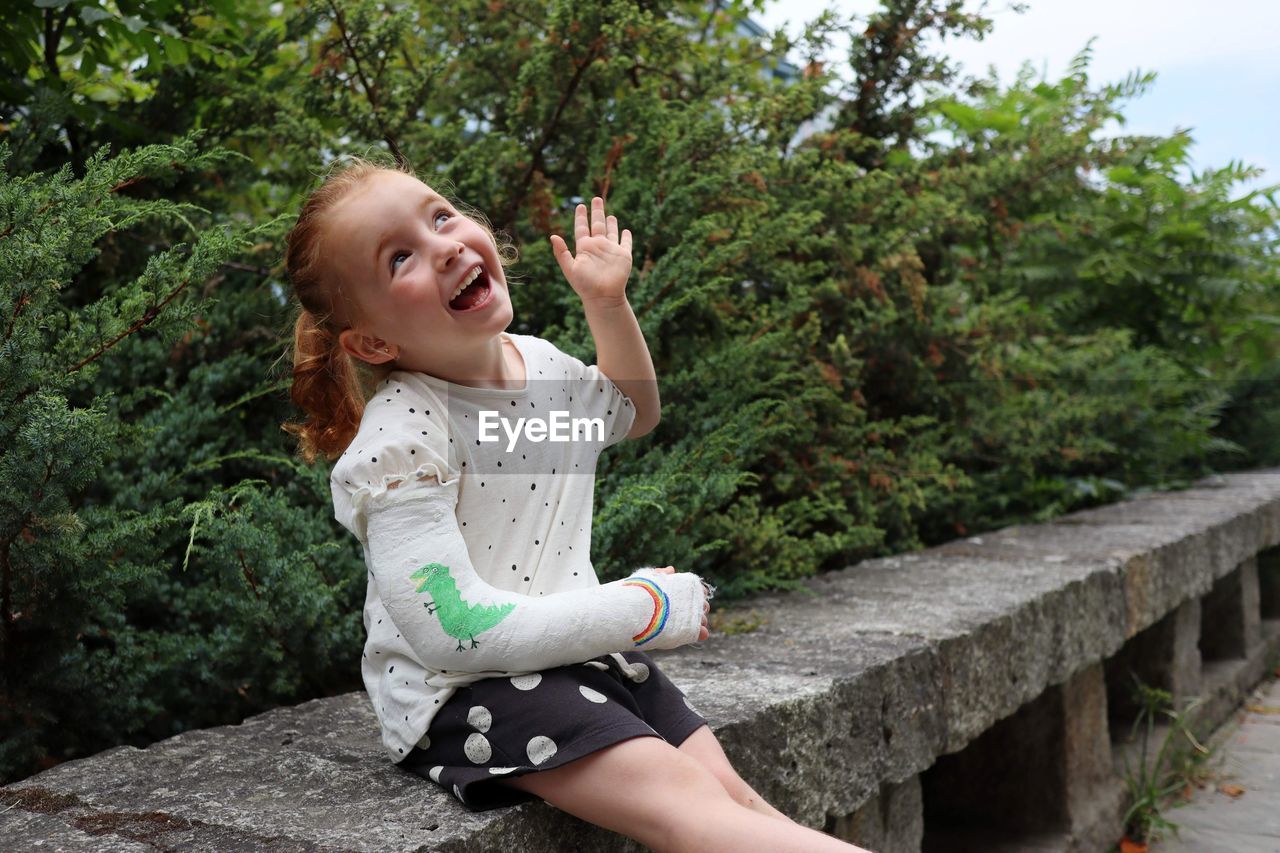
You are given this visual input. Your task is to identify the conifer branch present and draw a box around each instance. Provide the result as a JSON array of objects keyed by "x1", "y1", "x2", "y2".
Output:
[
  {"x1": 238, "y1": 551, "x2": 295, "y2": 661},
  {"x1": 501, "y1": 42, "x2": 602, "y2": 231},
  {"x1": 308, "y1": 555, "x2": 334, "y2": 587},
  {"x1": 2, "y1": 192, "x2": 61, "y2": 253},
  {"x1": 1, "y1": 462, "x2": 53, "y2": 669},
  {"x1": 4, "y1": 292, "x2": 30, "y2": 345},
  {"x1": 326, "y1": 0, "x2": 407, "y2": 167},
  {"x1": 65, "y1": 278, "x2": 191, "y2": 375},
  {"x1": 238, "y1": 550, "x2": 259, "y2": 597}
]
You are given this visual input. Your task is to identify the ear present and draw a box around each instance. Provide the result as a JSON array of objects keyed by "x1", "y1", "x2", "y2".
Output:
[{"x1": 338, "y1": 328, "x2": 398, "y2": 365}]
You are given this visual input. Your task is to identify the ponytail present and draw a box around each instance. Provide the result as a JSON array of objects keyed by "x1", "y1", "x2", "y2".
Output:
[
  {"x1": 280, "y1": 156, "x2": 396, "y2": 463},
  {"x1": 282, "y1": 310, "x2": 378, "y2": 463}
]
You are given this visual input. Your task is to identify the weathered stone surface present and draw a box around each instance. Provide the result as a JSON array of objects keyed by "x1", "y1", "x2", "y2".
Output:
[
  {"x1": 5, "y1": 468, "x2": 1280, "y2": 851},
  {"x1": 831, "y1": 776, "x2": 923, "y2": 853},
  {"x1": 0, "y1": 806, "x2": 152, "y2": 852},
  {"x1": 1061, "y1": 664, "x2": 1126, "y2": 853},
  {"x1": 1202, "y1": 563, "x2": 1251, "y2": 661},
  {"x1": 1105, "y1": 597, "x2": 1203, "y2": 728}
]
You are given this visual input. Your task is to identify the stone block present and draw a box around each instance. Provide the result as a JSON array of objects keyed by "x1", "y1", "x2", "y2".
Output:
[
  {"x1": 1241, "y1": 555, "x2": 1262, "y2": 651},
  {"x1": 1104, "y1": 598, "x2": 1202, "y2": 731},
  {"x1": 829, "y1": 775, "x2": 923, "y2": 853},
  {"x1": 1201, "y1": 559, "x2": 1258, "y2": 662},
  {"x1": 1060, "y1": 663, "x2": 1126, "y2": 852}
]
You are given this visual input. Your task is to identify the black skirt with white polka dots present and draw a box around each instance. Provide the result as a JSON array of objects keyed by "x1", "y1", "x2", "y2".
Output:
[{"x1": 398, "y1": 650, "x2": 707, "y2": 811}]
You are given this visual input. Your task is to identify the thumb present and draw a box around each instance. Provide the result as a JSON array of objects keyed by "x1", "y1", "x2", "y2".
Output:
[{"x1": 549, "y1": 234, "x2": 574, "y2": 280}]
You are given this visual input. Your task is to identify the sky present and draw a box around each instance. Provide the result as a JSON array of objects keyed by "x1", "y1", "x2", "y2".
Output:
[{"x1": 756, "y1": 0, "x2": 1280, "y2": 199}]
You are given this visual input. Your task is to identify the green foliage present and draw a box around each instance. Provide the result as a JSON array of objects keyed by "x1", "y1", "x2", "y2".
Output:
[
  {"x1": 1118, "y1": 677, "x2": 1207, "y2": 844},
  {"x1": 0, "y1": 131, "x2": 366, "y2": 782},
  {"x1": 1, "y1": 0, "x2": 1277, "y2": 781}
]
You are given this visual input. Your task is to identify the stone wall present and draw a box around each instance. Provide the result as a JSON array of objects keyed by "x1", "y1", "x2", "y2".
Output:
[{"x1": 4, "y1": 469, "x2": 1280, "y2": 852}]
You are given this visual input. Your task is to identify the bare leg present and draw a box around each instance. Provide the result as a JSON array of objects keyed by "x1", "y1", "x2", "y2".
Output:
[
  {"x1": 499, "y1": 735, "x2": 871, "y2": 853},
  {"x1": 677, "y1": 724, "x2": 792, "y2": 821}
]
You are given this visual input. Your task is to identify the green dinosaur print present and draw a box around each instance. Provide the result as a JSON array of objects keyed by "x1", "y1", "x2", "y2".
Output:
[{"x1": 409, "y1": 562, "x2": 516, "y2": 651}]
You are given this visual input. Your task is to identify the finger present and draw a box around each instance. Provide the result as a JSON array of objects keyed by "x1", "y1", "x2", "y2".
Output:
[
  {"x1": 549, "y1": 234, "x2": 574, "y2": 280},
  {"x1": 574, "y1": 203, "x2": 589, "y2": 244},
  {"x1": 620, "y1": 228, "x2": 632, "y2": 256},
  {"x1": 591, "y1": 196, "x2": 606, "y2": 236},
  {"x1": 606, "y1": 214, "x2": 618, "y2": 242}
]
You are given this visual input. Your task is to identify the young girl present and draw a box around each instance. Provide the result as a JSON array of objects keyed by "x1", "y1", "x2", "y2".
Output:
[{"x1": 283, "y1": 158, "x2": 868, "y2": 853}]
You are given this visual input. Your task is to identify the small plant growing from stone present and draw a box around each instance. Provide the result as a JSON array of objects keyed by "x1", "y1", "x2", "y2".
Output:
[
  {"x1": 1118, "y1": 676, "x2": 1208, "y2": 851},
  {"x1": 708, "y1": 608, "x2": 767, "y2": 636}
]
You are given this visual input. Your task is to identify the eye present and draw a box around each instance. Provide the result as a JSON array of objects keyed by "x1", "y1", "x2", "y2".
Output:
[{"x1": 388, "y1": 209, "x2": 451, "y2": 274}]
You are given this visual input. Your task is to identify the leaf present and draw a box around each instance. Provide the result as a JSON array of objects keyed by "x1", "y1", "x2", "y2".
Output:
[
  {"x1": 885, "y1": 149, "x2": 913, "y2": 169},
  {"x1": 937, "y1": 100, "x2": 984, "y2": 134},
  {"x1": 82, "y1": 83, "x2": 123, "y2": 104},
  {"x1": 1152, "y1": 136, "x2": 1189, "y2": 164},
  {"x1": 1218, "y1": 783, "x2": 1245, "y2": 798},
  {"x1": 984, "y1": 111, "x2": 1020, "y2": 133},
  {"x1": 163, "y1": 38, "x2": 189, "y2": 65},
  {"x1": 1107, "y1": 166, "x2": 1142, "y2": 187},
  {"x1": 80, "y1": 7, "x2": 113, "y2": 24}
]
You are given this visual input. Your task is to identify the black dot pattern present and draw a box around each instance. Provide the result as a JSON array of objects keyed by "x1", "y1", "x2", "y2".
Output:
[{"x1": 337, "y1": 335, "x2": 641, "y2": 759}]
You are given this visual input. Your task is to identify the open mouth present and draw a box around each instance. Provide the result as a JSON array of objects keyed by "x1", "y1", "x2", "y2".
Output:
[{"x1": 448, "y1": 266, "x2": 492, "y2": 312}]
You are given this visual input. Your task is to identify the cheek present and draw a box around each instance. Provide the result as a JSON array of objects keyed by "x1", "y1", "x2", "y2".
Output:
[{"x1": 371, "y1": 288, "x2": 408, "y2": 321}]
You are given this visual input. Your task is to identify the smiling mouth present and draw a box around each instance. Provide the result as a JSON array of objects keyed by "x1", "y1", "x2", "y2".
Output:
[{"x1": 448, "y1": 266, "x2": 491, "y2": 311}]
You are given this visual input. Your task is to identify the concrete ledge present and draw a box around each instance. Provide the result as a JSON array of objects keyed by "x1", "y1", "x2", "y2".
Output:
[{"x1": 5, "y1": 469, "x2": 1280, "y2": 851}]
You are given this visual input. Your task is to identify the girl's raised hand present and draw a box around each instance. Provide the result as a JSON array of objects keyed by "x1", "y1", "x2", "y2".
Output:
[{"x1": 549, "y1": 196, "x2": 633, "y2": 308}]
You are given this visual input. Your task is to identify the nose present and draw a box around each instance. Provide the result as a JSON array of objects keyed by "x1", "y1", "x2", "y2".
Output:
[{"x1": 432, "y1": 239, "x2": 464, "y2": 272}]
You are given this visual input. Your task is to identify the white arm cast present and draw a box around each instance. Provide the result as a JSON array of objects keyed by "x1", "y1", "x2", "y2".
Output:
[{"x1": 363, "y1": 475, "x2": 706, "y2": 673}]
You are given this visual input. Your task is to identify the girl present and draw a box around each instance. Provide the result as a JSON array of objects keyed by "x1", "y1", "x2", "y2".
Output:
[{"x1": 283, "y1": 158, "x2": 868, "y2": 853}]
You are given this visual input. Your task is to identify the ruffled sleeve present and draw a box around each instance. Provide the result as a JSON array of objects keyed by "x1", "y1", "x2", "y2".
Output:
[{"x1": 330, "y1": 375, "x2": 457, "y2": 543}]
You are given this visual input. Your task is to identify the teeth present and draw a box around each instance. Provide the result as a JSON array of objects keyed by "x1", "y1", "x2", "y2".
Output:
[{"x1": 451, "y1": 266, "x2": 482, "y2": 301}]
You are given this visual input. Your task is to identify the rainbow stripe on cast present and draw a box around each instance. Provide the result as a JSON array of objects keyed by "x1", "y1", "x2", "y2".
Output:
[{"x1": 623, "y1": 578, "x2": 669, "y2": 646}]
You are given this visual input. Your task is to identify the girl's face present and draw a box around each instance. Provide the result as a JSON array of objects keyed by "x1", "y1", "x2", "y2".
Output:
[{"x1": 326, "y1": 170, "x2": 512, "y2": 373}]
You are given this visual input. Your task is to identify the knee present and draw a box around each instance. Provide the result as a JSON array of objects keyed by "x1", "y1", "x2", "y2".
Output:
[
  {"x1": 709, "y1": 767, "x2": 771, "y2": 813},
  {"x1": 649, "y1": 752, "x2": 742, "y2": 848},
  {"x1": 661, "y1": 747, "x2": 739, "y2": 806}
]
